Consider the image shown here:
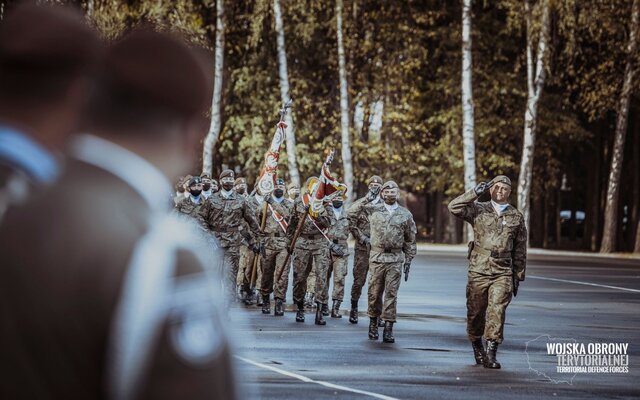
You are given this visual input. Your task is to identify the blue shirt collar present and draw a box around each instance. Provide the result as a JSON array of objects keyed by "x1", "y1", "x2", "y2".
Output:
[{"x1": 0, "y1": 126, "x2": 60, "y2": 183}]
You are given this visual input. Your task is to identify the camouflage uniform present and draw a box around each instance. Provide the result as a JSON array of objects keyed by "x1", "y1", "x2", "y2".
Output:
[
  {"x1": 347, "y1": 196, "x2": 382, "y2": 302},
  {"x1": 238, "y1": 195, "x2": 263, "y2": 297},
  {"x1": 448, "y1": 188, "x2": 527, "y2": 344},
  {"x1": 321, "y1": 206, "x2": 350, "y2": 304},
  {"x1": 259, "y1": 198, "x2": 293, "y2": 301},
  {"x1": 200, "y1": 190, "x2": 261, "y2": 300},
  {"x1": 290, "y1": 197, "x2": 335, "y2": 308},
  {"x1": 367, "y1": 203, "x2": 417, "y2": 323}
]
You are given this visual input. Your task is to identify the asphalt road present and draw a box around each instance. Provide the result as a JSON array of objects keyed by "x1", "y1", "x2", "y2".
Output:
[{"x1": 228, "y1": 251, "x2": 640, "y2": 400}]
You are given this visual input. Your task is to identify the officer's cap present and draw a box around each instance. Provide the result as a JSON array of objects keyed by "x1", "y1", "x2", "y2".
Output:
[
  {"x1": 200, "y1": 173, "x2": 211, "y2": 180},
  {"x1": 381, "y1": 180, "x2": 399, "y2": 191},
  {"x1": 276, "y1": 178, "x2": 286, "y2": 186},
  {"x1": 188, "y1": 176, "x2": 202, "y2": 186},
  {"x1": 491, "y1": 175, "x2": 512, "y2": 187},
  {"x1": 368, "y1": 175, "x2": 383, "y2": 185},
  {"x1": 219, "y1": 169, "x2": 234, "y2": 180},
  {"x1": 234, "y1": 177, "x2": 246, "y2": 186}
]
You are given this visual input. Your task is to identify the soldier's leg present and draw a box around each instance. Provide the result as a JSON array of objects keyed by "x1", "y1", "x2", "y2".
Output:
[
  {"x1": 381, "y1": 262, "x2": 402, "y2": 323},
  {"x1": 273, "y1": 248, "x2": 290, "y2": 301},
  {"x1": 307, "y1": 259, "x2": 316, "y2": 295},
  {"x1": 223, "y1": 248, "x2": 240, "y2": 300},
  {"x1": 260, "y1": 249, "x2": 278, "y2": 297},
  {"x1": 332, "y1": 255, "x2": 348, "y2": 302},
  {"x1": 484, "y1": 275, "x2": 513, "y2": 344},
  {"x1": 313, "y1": 248, "x2": 330, "y2": 306},
  {"x1": 292, "y1": 249, "x2": 313, "y2": 305},
  {"x1": 350, "y1": 246, "x2": 369, "y2": 303},
  {"x1": 322, "y1": 255, "x2": 335, "y2": 304},
  {"x1": 466, "y1": 272, "x2": 491, "y2": 341},
  {"x1": 238, "y1": 245, "x2": 250, "y2": 286},
  {"x1": 367, "y1": 261, "x2": 385, "y2": 319}
]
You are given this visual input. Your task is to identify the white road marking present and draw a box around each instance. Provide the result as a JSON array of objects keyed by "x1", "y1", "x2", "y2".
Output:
[
  {"x1": 236, "y1": 356, "x2": 400, "y2": 400},
  {"x1": 528, "y1": 276, "x2": 640, "y2": 293}
]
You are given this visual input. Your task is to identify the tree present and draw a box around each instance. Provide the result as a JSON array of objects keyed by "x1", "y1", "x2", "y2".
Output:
[
  {"x1": 202, "y1": 0, "x2": 226, "y2": 176},
  {"x1": 516, "y1": 0, "x2": 552, "y2": 231},
  {"x1": 273, "y1": 0, "x2": 300, "y2": 186},
  {"x1": 461, "y1": 0, "x2": 476, "y2": 243},
  {"x1": 600, "y1": 0, "x2": 639, "y2": 253},
  {"x1": 335, "y1": 0, "x2": 353, "y2": 203}
]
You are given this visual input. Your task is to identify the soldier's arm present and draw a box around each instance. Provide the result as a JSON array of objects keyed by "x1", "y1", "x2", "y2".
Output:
[
  {"x1": 447, "y1": 189, "x2": 480, "y2": 225},
  {"x1": 512, "y1": 220, "x2": 527, "y2": 281},
  {"x1": 198, "y1": 198, "x2": 213, "y2": 230},
  {"x1": 314, "y1": 204, "x2": 333, "y2": 229},
  {"x1": 403, "y1": 214, "x2": 418, "y2": 265},
  {"x1": 242, "y1": 198, "x2": 262, "y2": 235},
  {"x1": 347, "y1": 200, "x2": 368, "y2": 242}
]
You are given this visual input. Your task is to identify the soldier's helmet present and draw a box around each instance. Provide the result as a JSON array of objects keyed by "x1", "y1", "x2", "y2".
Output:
[
  {"x1": 188, "y1": 176, "x2": 202, "y2": 186},
  {"x1": 234, "y1": 177, "x2": 246, "y2": 186},
  {"x1": 368, "y1": 175, "x2": 383, "y2": 185},
  {"x1": 219, "y1": 169, "x2": 234, "y2": 180},
  {"x1": 200, "y1": 173, "x2": 211, "y2": 180},
  {"x1": 275, "y1": 178, "x2": 286, "y2": 186},
  {"x1": 490, "y1": 175, "x2": 511, "y2": 187},
  {"x1": 381, "y1": 180, "x2": 399, "y2": 191},
  {"x1": 287, "y1": 182, "x2": 299, "y2": 190}
]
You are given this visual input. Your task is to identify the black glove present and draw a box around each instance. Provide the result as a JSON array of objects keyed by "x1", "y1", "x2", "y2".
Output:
[
  {"x1": 250, "y1": 243, "x2": 260, "y2": 255},
  {"x1": 265, "y1": 194, "x2": 273, "y2": 205},
  {"x1": 474, "y1": 181, "x2": 492, "y2": 196},
  {"x1": 403, "y1": 263, "x2": 411, "y2": 281},
  {"x1": 330, "y1": 242, "x2": 346, "y2": 257},
  {"x1": 259, "y1": 242, "x2": 266, "y2": 258},
  {"x1": 360, "y1": 236, "x2": 371, "y2": 246},
  {"x1": 513, "y1": 277, "x2": 519, "y2": 297}
]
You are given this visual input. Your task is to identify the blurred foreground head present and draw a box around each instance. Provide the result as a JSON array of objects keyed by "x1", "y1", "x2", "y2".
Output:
[
  {"x1": 87, "y1": 27, "x2": 210, "y2": 180},
  {"x1": 0, "y1": 1, "x2": 102, "y2": 145}
]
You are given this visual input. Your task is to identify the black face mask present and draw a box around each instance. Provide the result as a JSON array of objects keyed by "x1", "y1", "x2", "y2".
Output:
[
  {"x1": 332, "y1": 200, "x2": 343, "y2": 209},
  {"x1": 222, "y1": 183, "x2": 234, "y2": 191},
  {"x1": 189, "y1": 189, "x2": 202, "y2": 197},
  {"x1": 203, "y1": 183, "x2": 212, "y2": 191},
  {"x1": 274, "y1": 189, "x2": 284, "y2": 198}
]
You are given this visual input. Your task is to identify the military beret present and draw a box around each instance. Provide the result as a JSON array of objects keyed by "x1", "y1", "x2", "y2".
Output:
[
  {"x1": 234, "y1": 177, "x2": 246, "y2": 185},
  {"x1": 368, "y1": 175, "x2": 383, "y2": 185},
  {"x1": 276, "y1": 178, "x2": 286, "y2": 186},
  {"x1": 491, "y1": 175, "x2": 512, "y2": 187},
  {"x1": 381, "y1": 180, "x2": 399, "y2": 191},
  {"x1": 188, "y1": 176, "x2": 202, "y2": 186},
  {"x1": 200, "y1": 173, "x2": 211, "y2": 179},
  {"x1": 219, "y1": 169, "x2": 234, "y2": 180},
  {"x1": 288, "y1": 183, "x2": 299, "y2": 190}
]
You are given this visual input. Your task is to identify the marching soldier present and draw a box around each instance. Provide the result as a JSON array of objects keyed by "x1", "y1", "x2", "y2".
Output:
[
  {"x1": 448, "y1": 175, "x2": 527, "y2": 369},
  {"x1": 321, "y1": 192, "x2": 350, "y2": 318},
  {"x1": 201, "y1": 169, "x2": 262, "y2": 302},
  {"x1": 365, "y1": 181, "x2": 416, "y2": 343},
  {"x1": 346, "y1": 175, "x2": 383, "y2": 323},
  {"x1": 289, "y1": 177, "x2": 336, "y2": 325},
  {"x1": 240, "y1": 191, "x2": 265, "y2": 305},
  {"x1": 234, "y1": 177, "x2": 248, "y2": 197},
  {"x1": 175, "y1": 176, "x2": 205, "y2": 217},
  {"x1": 259, "y1": 178, "x2": 294, "y2": 315},
  {"x1": 201, "y1": 173, "x2": 214, "y2": 199}
]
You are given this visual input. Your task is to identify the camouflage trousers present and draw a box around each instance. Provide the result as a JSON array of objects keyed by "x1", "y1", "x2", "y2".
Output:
[
  {"x1": 238, "y1": 245, "x2": 262, "y2": 293},
  {"x1": 306, "y1": 260, "x2": 317, "y2": 295},
  {"x1": 222, "y1": 247, "x2": 240, "y2": 300},
  {"x1": 367, "y1": 260, "x2": 402, "y2": 322},
  {"x1": 350, "y1": 245, "x2": 370, "y2": 303},
  {"x1": 260, "y1": 245, "x2": 290, "y2": 300},
  {"x1": 292, "y1": 246, "x2": 329, "y2": 305},
  {"x1": 322, "y1": 253, "x2": 348, "y2": 302},
  {"x1": 466, "y1": 271, "x2": 513, "y2": 344}
]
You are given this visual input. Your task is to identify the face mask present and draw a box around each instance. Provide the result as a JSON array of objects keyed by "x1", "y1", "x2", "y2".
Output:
[
  {"x1": 189, "y1": 189, "x2": 202, "y2": 197},
  {"x1": 274, "y1": 189, "x2": 284, "y2": 198},
  {"x1": 383, "y1": 195, "x2": 397, "y2": 205},
  {"x1": 332, "y1": 200, "x2": 343, "y2": 209},
  {"x1": 369, "y1": 185, "x2": 381, "y2": 196},
  {"x1": 203, "y1": 183, "x2": 212, "y2": 191}
]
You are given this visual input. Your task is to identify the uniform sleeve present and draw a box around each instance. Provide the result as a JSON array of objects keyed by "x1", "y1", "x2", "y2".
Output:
[
  {"x1": 403, "y1": 214, "x2": 417, "y2": 265},
  {"x1": 316, "y1": 204, "x2": 335, "y2": 230},
  {"x1": 512, "y1": 220, "x2": 527, "y2": 281},
  {"x1": 242, "y1": 198, "x2": 262, "y2": 235},
  {"x1": 198, "y1": 198, "x2": 212, "y2": 230},
  {"x1": 447, "y1": 189, "x2": 479, "y2": 225},
  {"x1": 286, "y1": 200, "x2": 302, "y2": 237},
  {"x1": 347, "y1": 199, "x2": 367, "y2": 243}
]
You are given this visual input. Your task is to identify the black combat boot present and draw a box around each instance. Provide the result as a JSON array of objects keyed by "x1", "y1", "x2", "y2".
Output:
[
  {"x1": 382, "y1": 321, "x2": 395, "y2": 343},
  {"x1": 471, "y1": 339, "x2": 487, "y2": 365},
  {"x1": 484, "y1": 340, "x2": 501, "y2": 369},
  {"x1": 368, "y1": 317, "x2": 379, "y2": 340},
  {"x1": 315, "y1": 302, "x2": 327, "y2": 325},
  {"x1": 349, "y1": 300, "x2": 358, "y2": 324},
  {"x1": 243, "y1": 287, "x2": 255, "y2": 305},
  {"x1": 378, "y1": 318, "x2": 385, "y2": 327},
  {"x1": 274, "y1": 298, "x2": 284, "y2": 316},
  {"x1": 261, "y1": 295, "x2": 270, "y2": 314},
  {"x1": 321, "y1": 303, "x2": 329, "y2": 316},
  {"x1": 295, "y1": 301, "x2": 305, "y2": 322},
  {"x1": 331, "y1": 300, "x2": 342, "y2": 318}
]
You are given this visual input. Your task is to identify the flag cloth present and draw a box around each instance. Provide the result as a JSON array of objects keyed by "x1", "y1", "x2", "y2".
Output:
[{"x1": 256, "y1": 121, "x2": 287, "y2": 196}]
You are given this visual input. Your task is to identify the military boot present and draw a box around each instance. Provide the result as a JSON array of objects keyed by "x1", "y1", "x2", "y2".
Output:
[
  {"x1": 349, "y1": 300, "x2": 358, "y2": 324},
  {"x1": 382, "y1": 321, "x2": 395, "y2": 343},
  {"x1": 243, "y1": 287, "x2": 255, "y2": 305},
  {"x1": 295, "y1": 301, "x2": 305, "y2": 322},
  {"x1": 315, "y1": 302, "x2": 327, "y2": 325},
  {"x1": 274, "y1": 298, "x2": 284, "y2": 316},
  {"x1": 484, "y1": 340, "x2": 501, "y2": 369},
  {"x1": 256, "y1": 292, "x2": 264, "y2": 306},
  {"x1": 331, "y1": 300, "x2": 342, "y2": 318},
  {"x1": 321, "y1": 303, "x2": 329, "y2": 316},
  {"x1": 471, "y1": 339, "x2": 487, "y2": 365},
  {"x1": 368, "y1": 317, "x2": 379, "y2": 340},
  {"x1": 261, "y1": 295, "x2": 271, "y2": 314},
  {"x1": 378, "y1": 318, "x2": 385, "y2": 327}
]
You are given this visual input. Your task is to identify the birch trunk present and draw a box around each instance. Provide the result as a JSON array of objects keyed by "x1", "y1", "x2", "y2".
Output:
[
  {"x1": 336, "y1": 0, "x2": 354, "y2": 204},
  {"x1": 461, "y1": 0, "x2": 476, "y2": 243},
  {"x1": 517, "y1": 0, "x2": 551, "y2": 233},
  {"x1": 273, "y1": 0, "x2": 300, "y2": 186},
  {"x1": 601, "y1": 0, "x2": 639, "y2": 253},
  {"x1": 202, "y1": 0, "x2": 225, "y2": 176}
]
